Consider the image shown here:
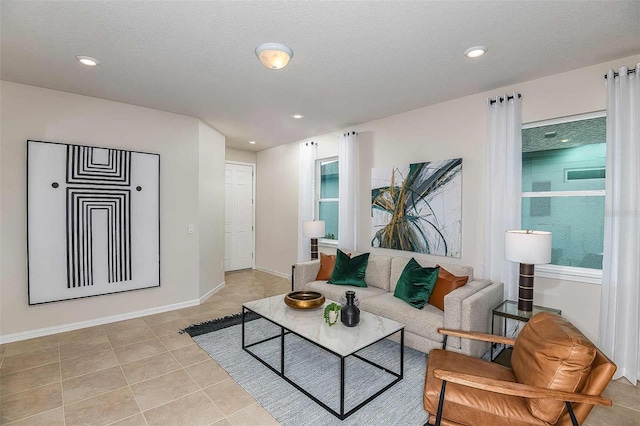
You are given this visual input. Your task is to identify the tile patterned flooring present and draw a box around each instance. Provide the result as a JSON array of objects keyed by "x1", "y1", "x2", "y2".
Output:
[
  {"x1": 0, "y1": 270, "x2": 288, "y2": 426},
  {"x1": 1, "y1": 269, "x2": 639, "y2": 425}
]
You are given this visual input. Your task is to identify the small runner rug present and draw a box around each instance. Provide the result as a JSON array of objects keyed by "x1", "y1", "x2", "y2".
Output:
[{"x1": 184, "y1": 314, "x2": 429, "y2": 425}]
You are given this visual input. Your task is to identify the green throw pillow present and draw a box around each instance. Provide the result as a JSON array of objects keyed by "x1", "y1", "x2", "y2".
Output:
[
  {"x1": 393, "y1": 258, "x2": 439, "y2": 309},
  {"x1": 327, "y1": 250, "x2": 370, "y2": 287}
]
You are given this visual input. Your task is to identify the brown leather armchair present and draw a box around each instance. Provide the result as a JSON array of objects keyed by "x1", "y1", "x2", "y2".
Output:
[{"x1": 423, "y1": 312, "x2": 616, "y2": 426}]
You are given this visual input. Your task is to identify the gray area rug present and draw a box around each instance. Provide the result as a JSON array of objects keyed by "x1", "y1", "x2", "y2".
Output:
[{"x1": 193, "y1": 317, "x2": 430, "y2": 425}]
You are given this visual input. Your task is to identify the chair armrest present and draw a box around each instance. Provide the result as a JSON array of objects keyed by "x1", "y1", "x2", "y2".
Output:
[
  {"x1": 438, "y1": 328, "x2": 516, "y2": 346},
  {"x1": 433, "y1": 369, "x2": 612, "y2": 407}
]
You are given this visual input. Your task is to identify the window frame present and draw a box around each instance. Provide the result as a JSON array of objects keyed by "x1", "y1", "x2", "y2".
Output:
[
  {"x1": 315, "y1": 156, "x2": 339, "y2": 246},
  {"x1": 521, "y1": 110, "x2": 606, "y2": 284}
]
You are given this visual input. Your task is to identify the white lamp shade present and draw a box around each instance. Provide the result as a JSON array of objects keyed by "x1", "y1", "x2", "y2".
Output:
[
  {"x1": 505, "y1": 230, "x2": 552, "y2": 264},
  {"x1": 303, "y1": 220, "x2": 325, "y2": 238},
  {"x1": 255, "y1": 43, "x2": 293, "y2": 70}
]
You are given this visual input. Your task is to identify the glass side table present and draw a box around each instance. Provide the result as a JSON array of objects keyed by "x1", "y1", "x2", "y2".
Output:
[{"x1": 490, "y1": 300, "x2": 561, "y2": 362}]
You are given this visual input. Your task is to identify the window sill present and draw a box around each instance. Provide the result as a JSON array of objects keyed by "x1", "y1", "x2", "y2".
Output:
[
  {"x1": 318, "y1": 239, "x2": 338, "y2": 247},
  {"x1": 535, "y1": 264, "x2": 602, "y2": 285}
]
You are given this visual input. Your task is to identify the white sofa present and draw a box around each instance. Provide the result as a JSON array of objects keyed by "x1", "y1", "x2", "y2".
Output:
[{"x1": 293, "y1": 254, "x2": 504, "y2": 357}]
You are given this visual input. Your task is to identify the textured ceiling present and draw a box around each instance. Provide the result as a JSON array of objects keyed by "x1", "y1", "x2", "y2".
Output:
[{"x1": 1, "y1": 1, "x2": 638, "y2": 151}]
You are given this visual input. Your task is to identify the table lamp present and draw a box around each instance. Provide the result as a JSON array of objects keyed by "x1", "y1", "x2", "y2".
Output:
[
  {"x1": 303, "y1": 220, "x2": 325, "y2": 260},
  {"x1": 504, "y1": 230, "x2": 552, "y2": 312}
]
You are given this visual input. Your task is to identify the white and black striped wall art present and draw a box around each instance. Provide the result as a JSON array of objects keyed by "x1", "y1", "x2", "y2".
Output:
[{"x1": 27, "y1": 140, "x2": 160, "y2": 304}]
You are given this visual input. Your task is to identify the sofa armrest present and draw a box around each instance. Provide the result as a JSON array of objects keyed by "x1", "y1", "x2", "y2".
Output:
[
  {"x1": 460, "y1": 282, "x2": 505, "y2": 357},
  {"x1": 292, "y1": 260, "x2": 321, "y2": 291},
  {"x1": 443, "y1": 279, "x2": 491, "y2": 349}
]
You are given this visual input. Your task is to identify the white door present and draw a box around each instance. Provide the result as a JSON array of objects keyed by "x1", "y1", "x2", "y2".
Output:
[{"x1": 225, "y1": 163, "x2": 254, "y2": 271}]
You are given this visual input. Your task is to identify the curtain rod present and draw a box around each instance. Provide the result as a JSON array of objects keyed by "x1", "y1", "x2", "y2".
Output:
[
  {"x1": 305, "y1": 141, "x2": 316, "y2": 146},
  {"x1": 604, "y1": 68, "x2": 637, "y2": 79},
  {"x1": 488, "y1": 93, "x2": 522, "y2": 105},
  {"x1": 342, "y1": 131, "x2": 357, "y2": 136}
]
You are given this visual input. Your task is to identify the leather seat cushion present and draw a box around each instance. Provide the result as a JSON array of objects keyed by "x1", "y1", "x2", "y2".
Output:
[
  {"x1": 512, "y1": 312, "x2": 596, "y2": 424},
  {"x1": 424, "y1": 349, "x2": 547, "y2": 426}
]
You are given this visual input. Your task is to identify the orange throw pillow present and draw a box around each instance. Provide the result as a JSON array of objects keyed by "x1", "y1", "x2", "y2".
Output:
[
  {"x1": 316, "y1": 253, "x2": 337, "y2": 280},
  {"x1": 428, "y1": 265, "x2": 469, "y2": 311}
]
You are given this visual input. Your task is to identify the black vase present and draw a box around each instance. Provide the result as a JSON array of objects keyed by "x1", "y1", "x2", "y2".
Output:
[{"x1": 341, "y1": 291, "x2": 360, "y2": 327}]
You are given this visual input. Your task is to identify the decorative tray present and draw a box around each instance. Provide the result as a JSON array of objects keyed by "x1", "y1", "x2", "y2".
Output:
[{"x1": 284, "y1": 291, "x2": 325, "y2": 310}]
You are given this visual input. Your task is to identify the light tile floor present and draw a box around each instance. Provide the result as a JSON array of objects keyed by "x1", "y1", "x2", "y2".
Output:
[
  {"x1": 0, "y1": 270, "x2": 289, "y2": 426},
  {"x1": 1, "y1": 270, "x2": 639, "y2": 425}
]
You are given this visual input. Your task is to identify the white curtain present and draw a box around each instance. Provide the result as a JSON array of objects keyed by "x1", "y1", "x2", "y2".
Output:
[
  {"x1": 599, "y1": 64, "x2": 640, "y2": 384},
  {"x1": 338, "y1": 131, "x2": 358, "y2": 251},
  {"x1": 483, "y1": 93, "x2": 522, "y2": 302},
  {"x1": 298, "y1": 142, "x2": 317, "y2": 261}
]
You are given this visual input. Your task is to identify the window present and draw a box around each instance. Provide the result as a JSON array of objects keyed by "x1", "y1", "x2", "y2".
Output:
[
  {"x1": 521, "y1": 112, "x2": 605, "y2": 282},
  {"x1": 316, "y1": 157, "x2": 339, "y2": 242}
]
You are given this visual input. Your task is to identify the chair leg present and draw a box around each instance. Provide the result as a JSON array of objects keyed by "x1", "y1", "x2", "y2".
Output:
[
  {"x1": 435, "y1": 380, "x2": 447, "y2": 426},
  {"x1": 566, "y1": 401, "x2": 579, "y2": 426}
]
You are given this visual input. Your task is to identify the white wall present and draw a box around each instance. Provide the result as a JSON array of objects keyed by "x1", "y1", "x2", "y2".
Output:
[
  {"x1": 0, "y1": 81, "x2": 225, "y2": 338},
  {"x1": 225, "y1": 148, "x2": 257, "y2": 164},
  {"x1": 255, "y1": 54, "x2": 640, "y2": 343},
  {"x1": 199, "y1": 122, "x2": 227, "y2": 299}
]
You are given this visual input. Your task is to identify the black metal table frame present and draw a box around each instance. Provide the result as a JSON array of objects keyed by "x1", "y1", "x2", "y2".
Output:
[{"x1": 241, "y1": 305, "x2": 404, "y2": 420}]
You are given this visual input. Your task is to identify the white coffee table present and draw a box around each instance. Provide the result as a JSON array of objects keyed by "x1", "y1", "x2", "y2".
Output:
[{"x1": 242, "y1": 293, "x2": 405, "y2": 420}]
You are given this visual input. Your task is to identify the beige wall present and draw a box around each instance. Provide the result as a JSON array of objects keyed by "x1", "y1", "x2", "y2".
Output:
[
  {"x1": 225, "y1": 147, "x2": 256, "y2": 164},
  {"x1": 255, "y1": 144, "x2": 299, "y2": 275},
  {"x1": 255, "y1": 54, "x2": 640, "y2": 343},
  {"x1": 0, "y1": 81, "x2": 225, "y2": 338},
  {"x1": 199, "y1": 122, "x2": 227, "y2": 298}
]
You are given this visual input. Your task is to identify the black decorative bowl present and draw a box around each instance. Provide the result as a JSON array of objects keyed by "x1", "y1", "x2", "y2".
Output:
[{"x1": 284, "y1": 291, "x2": 325, "y2": 310}]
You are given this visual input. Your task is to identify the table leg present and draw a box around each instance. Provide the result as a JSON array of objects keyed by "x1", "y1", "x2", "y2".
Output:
[
  {"x1": 280, "y1": 327, "x2": 285, "y2": 374},
  {"x1": 490, "y1": 313, "x2": 494, "y2": 361},
  {"x1": 340, "y1": 356, "x2": 345, "y2": 417},
  {"x1": 241, "y1": 307, "x2": 246, "y2": 349},
  {"x1": 400, "y1": 328, "x2": 404, "y2": 378}
]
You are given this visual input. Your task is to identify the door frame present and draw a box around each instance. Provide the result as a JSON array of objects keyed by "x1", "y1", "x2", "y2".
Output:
[{"x1": 225, "y1": 161, "x2": 256, "y2": 270}]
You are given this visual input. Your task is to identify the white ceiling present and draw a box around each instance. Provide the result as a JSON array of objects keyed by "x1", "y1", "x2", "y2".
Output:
[{"x1": 2, "y1": 1, "x2": 639, "y2": 151}]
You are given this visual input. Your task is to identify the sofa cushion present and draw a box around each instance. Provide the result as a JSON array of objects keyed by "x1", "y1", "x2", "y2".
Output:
[
  {"x1": 360, "y1": 293, "x2": 444, "y2": 342},
  {"x1": 390, "y1": 257, "x2": 473, "y2": 292},
  {"x1": 393, "y1": 258, "x2": 439, "y2": 309},
  {"x1": 428, "y1": 266, "x2": 469, "y2": 311},
  {"x1": 424, "y1": 349, "x2": 546, "y2": 426},
  {"x1": 316, "y1": 253, "x2": 337, "y2": 280},
  {"x1": 512, "y1": 312, "x2": 597, "y2": 424},
  {"x1": 364, "y1": 255, "x2": 392, "y2": 291},
  {"x1": 304, "y1": 281, "x2": 386, "y2": 303},
  {"x1": 328, "y1": 250, "x2": 369, "y2": 287}
]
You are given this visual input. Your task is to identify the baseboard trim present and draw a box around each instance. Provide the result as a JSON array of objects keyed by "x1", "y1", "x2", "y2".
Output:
[
  {"x1": 200, "y1": 281, "x2": 224, "y2": 304},
  {"x1": 255, "y1": 267, "x2": 291, "y2": 280},
  {"x1": 0, "y1": 298, "x2": 201, "y2": 344}
]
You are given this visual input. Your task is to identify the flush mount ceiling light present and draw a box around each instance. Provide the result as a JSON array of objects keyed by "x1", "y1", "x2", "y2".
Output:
[
  {"x1": 463, "y1": 46, "x2": 487, "y2": 58},
  {"x1": 248, "y1": 140, "x2": 257, "y2": 145},
  {"x1": 255, "y1": 43, "x2": 293, "y2": 70},
  {"x1": 290, "y1": 114, "x2": 304, "y2": 119},
  {"x1": 76, "y1": 55, "x2": 99, "y2": 66}
]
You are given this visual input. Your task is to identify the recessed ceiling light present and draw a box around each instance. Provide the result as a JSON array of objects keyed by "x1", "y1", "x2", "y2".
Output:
[
  {"x1": 291, "y1": 114, "x2": 304, "y2": 119},
  {"x1": 248, "y1": 141, "x2": 257, "y2": 145},
  {"x1": 255, "y1": 43, "x2": 293, "y2": 70},
  {"x1": 76, "y1": 56, "x2": 100, "y2": 66},
  {"x1": 463, "y1": 46, "x2": 487, "y2": 58},
  {"x1": 561, "y1": 139, "x2": 570, "y2": 143}
]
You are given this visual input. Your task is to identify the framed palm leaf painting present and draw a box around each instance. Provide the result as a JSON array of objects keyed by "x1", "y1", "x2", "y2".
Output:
[{"x1": 371, "y1": 158, "x2": 462, "y2": 257}]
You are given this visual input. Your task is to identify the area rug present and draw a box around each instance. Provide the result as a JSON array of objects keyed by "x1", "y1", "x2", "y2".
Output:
[{"x1": 186, "y1": 315, "x2": 430, "y2": 425}]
